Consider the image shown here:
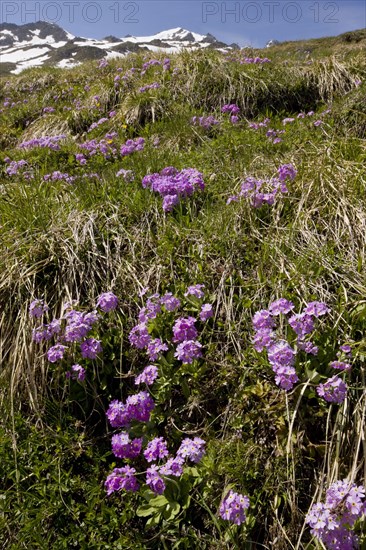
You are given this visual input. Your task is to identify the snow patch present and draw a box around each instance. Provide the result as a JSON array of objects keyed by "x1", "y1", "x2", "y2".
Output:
[
  {"x1": 120, "y1": 27, "x2": 206, "y2": 44},
  {"x1": 12, "y1": 53, "x2": 50, "y2": 73},
  {"x1": 2, "y1": 46, "x2": 50, "y2": 63},
  {"x1": 57, "y1": 58, "x2": 81, "y2": 68},
  {"x1": 0, "y1": 29, "x2": 14, "y2": 36},
  {"x1": 105, "y1": 50, "x2": 126, "y2": 59}
]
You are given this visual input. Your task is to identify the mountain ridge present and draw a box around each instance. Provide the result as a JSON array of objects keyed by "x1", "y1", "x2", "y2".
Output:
[{"x1": 0, "y1": 21, "x2": 239, "y2": 74}]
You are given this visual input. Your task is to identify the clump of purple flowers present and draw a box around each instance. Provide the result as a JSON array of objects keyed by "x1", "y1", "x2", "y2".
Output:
[
  {"x1": 200, "y1": 303, "x2": 213, "y2": 321},
  {"x1": 87, "y1": 117, "x2": 109, "y2": 132},
  {"x1": 252, "y1": 298, "x2": 330, "y2": 391},
  {"x1": 243, "y1": 56, "x2": 270, "y2": 64},
  {"x1": 159, "y1": 456, "x2": 184, "y2": 477},
  {"x1": 248, "y1": 118, "x2": 271, "y2": 130},
  {"x1": 306, "y1": 479, "x2": 366, "y2": 549},
  {"x1": 316, "y1": 375, "x2": 347, "y2": 404},
  {"x1": 66, "y1": 364, "x2": 85, "y2": 381},
  {"x1": 174, "y1": 340, "x2": 202, "y2": 364},
  {"x1": 79, "y1": 134, "x2": 118, "y2": 159},
  {"x1": 116, "y1": 169, "x2": 135, "y2": 182},
  {"x1": 139, "y1": 82, "x2": 160, "y2": 93},
  {"x1": 248, "y1": 118, "x2": 286, "y2": 144},
  {"x1": 224, "y1": 52, "x2": 270, "y2": 64},
  {"x1": 106, "y1": 391, "x2": 155, "y2": 428},
  {"x1": 283, "y1": 117, "x2": 295, "y2": 125},
  {"x1": 138, "y1": 294, "x2": 161, "y2": 322},
  {"x1": 29, "y1": 299, "x2": 48, "y2": 319},
  {"x1": 227, "y1": 163, "x2": 296, "y2": 207},
  {"x1": 106, "y1": 433, "x2": 206, "y2": 496},
  {"x1": 105, "y1": 466, "x2": 139, "y2": 495},
  {"x1": 98, "y1": 58, "x2": 108, "y2": 68},
  {"x1": 177, "y1": 437, "x2": 206, "y2": 463},
  {"x1": 221, "y1": 104, "x2": 240, "y2": 115},
  {"x1": 120, "y1": 137, "x2": 145, "y2": 157},
  {"x1": 62, "y1": 309, "x2": 100, "y2": 344},
  {"x1": 329, "y1": 361, "x2": 351, "y2": 372},
  {"x1": 185, "y1": 284, "x2": 205, "y2": 299},
  {"x1": 147, "y1": 338, "x2": 168, "y2": 361},
  {"x1": 96, "y1": 291, "x2": 118, "y2": 312},
  {"x1": 19, "y1": 135, "x2": 66, "y2": 151},
  {"x1": 5, "y1": 159, "x2": 31, "y2": 177},
  {"x1": 172, "y1": 317, "x2": 198, "y2": 343},
  {"x1": 278, "y1": 163, "x2": 298, "y2": 182},
  {"x1": 128, "y1": 287, "x2": 208, "y2": 365},
  {"x1": 141, "y1": 58, "x2": 163, "y2": 73},
  {"x1": 219, "y1": 490, "x2": 250, "y2": 525},
  {"x1": 105, "y1": 330, "x2": 206, "y2": 496},
  {"x1": 142, "y1": 167, "x2": 205, "y2": 212},
  {"x1": 80, "y1": 337, "x2": 102, "y2": 359},
  {"x1": 44, "y1": 171, "x2": 76, "y2": 185},
  {"x1": 160, "y1": 292, "x2": 181, "y2": 312},
  {"x1": 47, "y1": 344, "x2": 67, "y2": 363},
  {"x1": 135, "y1": 365, "x2": 159, "y2": 386},
  {"x1": 31, "y1": 292, "x2": 120, "y2": 380},
  {"x1": 104, "y1": 287, "x2": 212, "y2": 498},
  {"x1": 191, "y1": 115, "x2": 220, "y2": 130},
  {"x1": 146, "y1": 466, "x2": 166, "y2": 494},
  {"x1": 112, "y1": 432, "x2": 143, "y2": 459},
  {"x1": 75, "y1": 153, "x2": 87, "y2": 165},
  {"x1": 129, "y1": 323, "x2": 151, "y2": 349},
  {"x1": 144, "y1": 437, "x2": 169, "y2": 462},
  {"x1": 106, "y1": 364, "x2": 206, "y2": 485}
]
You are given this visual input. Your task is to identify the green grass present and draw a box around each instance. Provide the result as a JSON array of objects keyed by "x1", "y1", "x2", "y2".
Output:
[{"x1": 0, "y1": 31, "x2": 366, "y2": 549}]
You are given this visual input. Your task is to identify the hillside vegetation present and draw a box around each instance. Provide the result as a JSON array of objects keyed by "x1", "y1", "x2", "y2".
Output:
[{"x1": 0, "y1": 29, "x2": 366, "y2": 549}]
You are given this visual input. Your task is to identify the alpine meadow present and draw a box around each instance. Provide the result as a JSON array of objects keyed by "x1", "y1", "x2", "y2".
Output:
[{"x1": 0, "y1": 26, "x2": 366, "y2": 550}]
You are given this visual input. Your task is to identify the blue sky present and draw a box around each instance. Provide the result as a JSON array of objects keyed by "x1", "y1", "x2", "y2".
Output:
[{"x1": 1, "y1": 0, "x2": 365, "y2": 47}]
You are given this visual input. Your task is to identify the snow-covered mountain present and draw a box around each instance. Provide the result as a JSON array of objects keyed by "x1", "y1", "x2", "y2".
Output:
[
  {"x1": 0, "y1": 22, "x2": 239, "y2": 74},
  {"x1": 266, "y1": 39, "x2": 281, "y2": 48}
]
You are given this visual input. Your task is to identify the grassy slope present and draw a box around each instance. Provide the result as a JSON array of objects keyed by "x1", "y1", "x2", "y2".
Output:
[{"x1": 0, "y1": 30, "x2": 366, "y2": 549}]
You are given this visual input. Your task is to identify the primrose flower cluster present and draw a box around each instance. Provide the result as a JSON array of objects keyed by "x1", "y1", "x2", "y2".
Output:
[
  {"x1": 219, "y1": 490, "x2": 250, "y2": 525},
  {"x1": 116, "y1": 168, "x2": 135, "y2": 182},
  {"x1": 18, "y1": 135, "x2": 66, "y2": 151},
  {"x1": 105, "y1": 428, "x2": 206, "y2": 496},
  {"x1": 112, "y1": 57, "x2": 170, "y2": 90},
  {"x1": 87, "y1": 114, "x2": 115, "y2": 133},
  {"x1": 224, "y1": 51, "x2": 271, "y2": 64},
  {"x1": 316, "y1": 343, "x2": 351, "y2": 404},
  {"x1": 4, "y1": 158, "x2": 34, "y2": 180},
  {"x1": 79, "y1": 132, "x2": 119, "y2": 159},
  {"x1": 248, "y1": 117, "x2": 285, "y2": 145},
  {"x1": 105, "y1": 287, "x2": 211, "y2": 496},
  {"x1": 248, "y1": 116, "x2": 286, "y2": 144},
  {"x1": 248, "y1": 117, "x2": 271, "y2": 130},
  {"x1": 128, "y1": 284, "x2": 212, "y2": 364},
  {"x1": 30, "y1": 292, "x2": 119, "y2": 380},
  {"x1": 77, "y1": 132, "x2": 144, "y2": 162},
  {"x1": 120, "y1": 137, "x2": 145, "y2": 157},
  {"x1": 141, "y1": 57, "x2": 171, "y2": 74},
  {"x1": 139, "y1": 82, "x2": 160, "y2": 93},
  {"x1": 247, "y1": 108, "x2": 332, "y2": 145},
  {"x1": 43, "y1": 171, "x2": 76, "y2": 185},
  {"x1": 252, "y1": 298, "x2": 350, "y2": 400},
  {"x1": 44, "y1": 171, "x2": 100, "y2": 183},
  {"x1": 142, "y1": 166, "x2": 205, "y2": 212},
  {"x1": 306, "y1": 479, "x2": 366, "y2": 549},
  {"x1": 221, "y1": 103, "x2": 240, "y2": 124},
  {"x1": 227, "y1": 163, "x2": 297, "y2": 207},
  {"x1": 191, "y1": 115, "x2": 220, "y2": 130}
]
